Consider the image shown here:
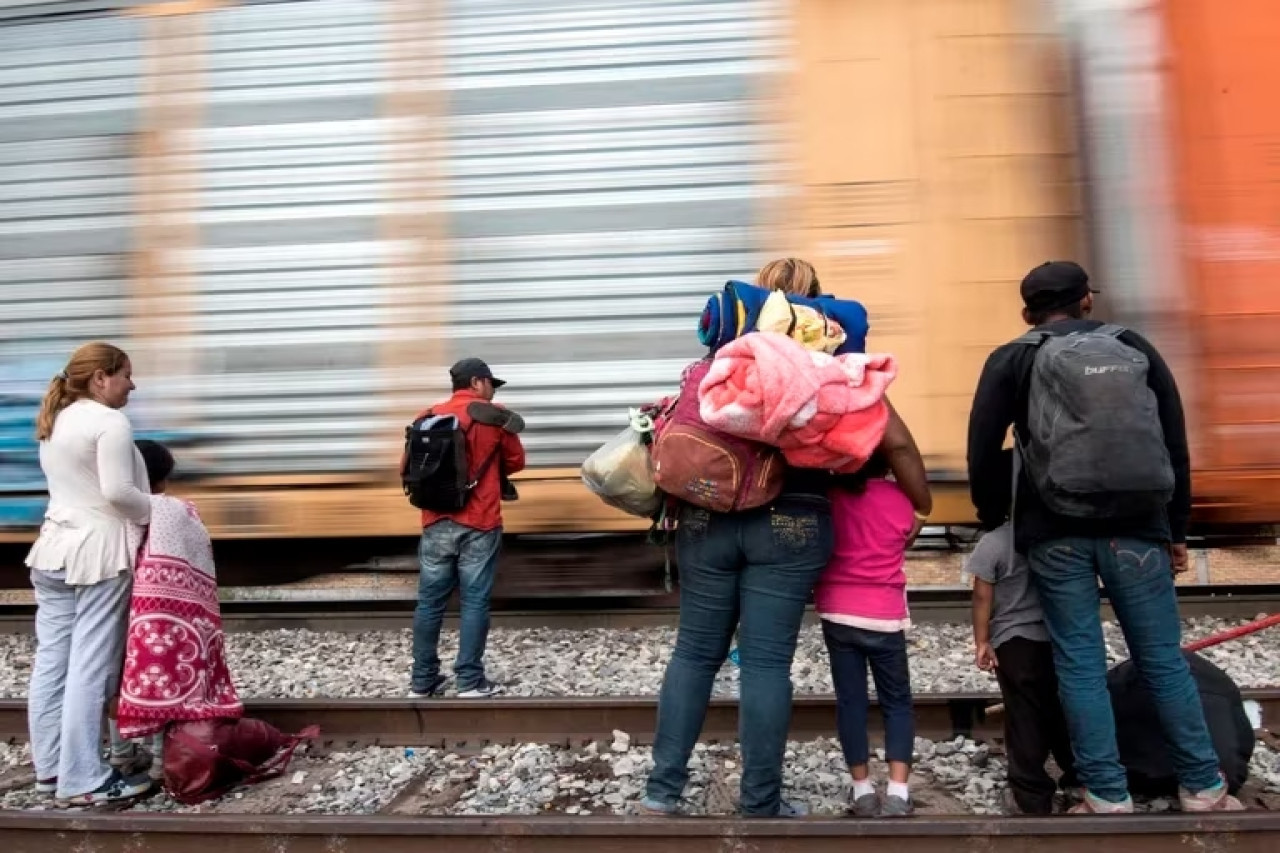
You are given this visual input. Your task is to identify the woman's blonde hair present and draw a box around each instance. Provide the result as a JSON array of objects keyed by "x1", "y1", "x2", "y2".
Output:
[
  {"x1": 35, "y1": 342, "x2": 130, "y2": 440},
  {"x1": 757, "y1": 258, "x2": 822, "y2": 298}
]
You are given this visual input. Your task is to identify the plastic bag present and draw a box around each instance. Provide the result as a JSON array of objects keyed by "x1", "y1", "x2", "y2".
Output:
[{"x1": 582, "y1": 411, "x2": 662, "y2": 518}]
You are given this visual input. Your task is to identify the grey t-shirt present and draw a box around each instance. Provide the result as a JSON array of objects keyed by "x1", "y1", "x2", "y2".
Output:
[{"x1": 966, "y1": 524, "x2": 1050, "y2": 649}]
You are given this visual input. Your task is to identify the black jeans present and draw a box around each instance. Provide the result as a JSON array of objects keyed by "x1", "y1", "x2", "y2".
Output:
[
  {"x1": 645, "y1": 497, "x2": 833, "y2": 816},
  {"x1": 994, "y1": 636, "x2": 1079, "y2": 814},
  {"x1": 822, "y1": 621, "x2": 915, "y2": 767}
]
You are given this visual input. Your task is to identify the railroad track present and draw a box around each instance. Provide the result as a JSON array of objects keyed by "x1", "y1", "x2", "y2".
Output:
[
  {"x1": 0, "y1": 694, "x2": 1276, "y2": 849},
  {"x1": 0, "y1": 812, "x2": 1278, "y2": 853},
  {"x1": 1, "y1": 691, "x2": 1276, "y2": 747},
  {"x1": 0, "y1": 583, "x2": 1275, "y2": 634}
]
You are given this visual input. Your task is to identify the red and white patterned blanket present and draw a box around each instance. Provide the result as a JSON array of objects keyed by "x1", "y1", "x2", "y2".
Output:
[{"x1": 117, "y1": 495, "x2": 243, "y2": 739}]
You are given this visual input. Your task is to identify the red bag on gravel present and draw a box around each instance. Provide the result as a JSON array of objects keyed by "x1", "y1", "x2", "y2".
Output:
[{"x1": 163, "y1": 718, "x2": 320, "y2": 805}]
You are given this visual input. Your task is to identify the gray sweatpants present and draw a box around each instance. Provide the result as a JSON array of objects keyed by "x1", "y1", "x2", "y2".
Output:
[{"x1": 28, "y1": 568, "x2": 131, "y2": 798}]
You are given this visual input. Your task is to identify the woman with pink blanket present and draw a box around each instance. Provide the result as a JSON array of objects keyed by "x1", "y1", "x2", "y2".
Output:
[
  {"x1": 640, "y1": 259, "x2": 930, "y2": 820},
  {"x1": 698, "y1": 330, "x2": 896, "y2": 473},
  {"x1": 108, "y1": 441, "x2": 243, "y2": 777}
]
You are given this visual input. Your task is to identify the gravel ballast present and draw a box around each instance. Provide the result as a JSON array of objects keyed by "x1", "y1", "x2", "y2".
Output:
[
  {"x1": 0, "y1": 616, "x2": 1274, "y2": 699},
  {"x1": 0, "y1": 735, "x2": 1275, "y2": 816}
]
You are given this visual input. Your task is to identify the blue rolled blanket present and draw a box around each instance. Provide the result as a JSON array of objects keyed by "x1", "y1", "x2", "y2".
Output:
[{"x1": 697, "y1": 280, "x2": 869, "y2": 355}]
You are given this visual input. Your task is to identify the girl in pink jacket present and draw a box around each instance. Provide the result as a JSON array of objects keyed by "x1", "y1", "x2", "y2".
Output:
[{"x1": 816, "y1": 451, "x2": 930, "y2": 817}]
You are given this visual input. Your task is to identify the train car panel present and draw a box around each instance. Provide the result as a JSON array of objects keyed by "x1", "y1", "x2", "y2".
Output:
[
  {"x1": 791, "y1": 0, "x2": 1082, "y2": 476},
  {"x1": 6, "y1": 0, "x2": 1278, "y2": 540},
  {"x1": 1160, "y1": 0, "x2": 1280, "y2": 520},
  {"x1": 422, "y1": 0, "x2": 783, "y2": 472},
  {"x1": 174, "y1": 0, "x2": 404, "y2": 477},
  {"x1": 0, "y1": 12, "x2": 150, "y2": 525}
]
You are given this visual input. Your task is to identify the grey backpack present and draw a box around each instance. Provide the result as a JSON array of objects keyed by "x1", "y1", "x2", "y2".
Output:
[{"x1": 1014, "y1": 324, "x2": 1175, "y2": 518}]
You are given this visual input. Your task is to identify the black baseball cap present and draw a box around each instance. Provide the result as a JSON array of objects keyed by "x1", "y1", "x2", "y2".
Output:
[
  {"x1": 450, "y1": 357, "x2": 506, "y2": 389},
  {"x1": 1020, "y1": 261, "x2": 1100, "y2": 313}
]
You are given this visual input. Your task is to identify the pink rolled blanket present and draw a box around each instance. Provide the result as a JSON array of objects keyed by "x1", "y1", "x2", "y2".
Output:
[{"x1": 697, "y1": 331, "x2": 896, "y2": 473}]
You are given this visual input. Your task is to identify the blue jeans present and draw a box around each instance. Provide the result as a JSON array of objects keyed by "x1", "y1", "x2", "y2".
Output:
[
  {"x1": 821, "y1": 621, "x2": 914, "y2": 767},
  {"x1": 1029, "y1": 536, "x2": 1221, "y2": 801},
  {"x1": 645, "y1": 497, "x2": 833, "y2": 816},
  {"x1": 411, "y1": 520, "x2": 502, "y2": 693}
]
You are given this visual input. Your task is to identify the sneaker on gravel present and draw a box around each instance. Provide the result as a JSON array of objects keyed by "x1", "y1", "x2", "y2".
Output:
[
  {"x1": 1068, "y1": 790, "x2": 1134, "y2": 814},
  {"x1": 457, "y1": 679, "x2": 504, "y2": 698},
  {"x1": 849, "y1": 791, "x2": 880, "y2": 817},
  {"x1": 35, "y1": 778, "x2": 56, "y2": 795},
  {"x1": 742, "y1": 799, "x2": 809, "y2": 818},
  {"x1": 636, "y1": 796, "x2": 685, "y2": 816},
  {"x1": 408, "y1": 675, "x2": 448, "y2": 699},
  {"x1": 60, "y1": 769, "x2": 153, "y2": 805},
  {"x1": 1179, "y1": 776, "x2": 1246, "y2": 812},
  {"x1": 881, "y1": 794, "x2": 913, "y2": 817}
]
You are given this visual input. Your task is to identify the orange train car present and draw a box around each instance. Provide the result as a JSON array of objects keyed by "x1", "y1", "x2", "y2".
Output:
[
  {"x1": 1066, "y1": 0, "x2": 1280, "y2": 527},
  {"x1": 1160, "y1": 0, "x2": 1280, "y2": 524},
  {"x1": 0, "y1": 0, "x2": 1276, "y2": 543}
]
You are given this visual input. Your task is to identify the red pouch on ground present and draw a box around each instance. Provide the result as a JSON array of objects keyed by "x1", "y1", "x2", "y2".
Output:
[{"x1": 163, "y1": 717, "x2": 320, "y2": 805}]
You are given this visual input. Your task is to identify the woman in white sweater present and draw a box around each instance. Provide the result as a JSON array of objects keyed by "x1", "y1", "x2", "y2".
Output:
[{"x1": 24, "y1": 342, "x2": 154, "y2": 804}]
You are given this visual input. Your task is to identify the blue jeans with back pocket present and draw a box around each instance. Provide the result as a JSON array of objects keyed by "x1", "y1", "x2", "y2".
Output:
[
  {"x1": 412, "y1": 519, "x2": 502, "y2": 693},
  {"x1": 1028, "y1": 536, "x2": 1222, "y2": 801},
  {"x1": 644, "y1": 497, "x2": 833, "y2": 816}
]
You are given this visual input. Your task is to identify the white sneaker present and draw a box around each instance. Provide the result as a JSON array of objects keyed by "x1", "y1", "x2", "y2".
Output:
[
  {"x1": 1180, "y1": 775, "x2": 1246, "y2": 812},
  {"x1": 457, "y1": 679, "x2": 504, "y2": 698},
  {"x1": 60, "y1": 769, "x2": 153, "y2": 805},
  {"x1": 1068, "y1": 790, "x2": 1135, "y2": 814}
]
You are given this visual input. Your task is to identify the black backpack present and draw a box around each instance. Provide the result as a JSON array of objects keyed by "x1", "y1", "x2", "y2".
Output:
[
  {"x1": 402, "y1": 412, "x2": 499, "y2": 513},
  {"x1": 1108, "y1": 651, "x2": 1254, "y2": 796},
  {"x1": 1014, "y1": 324, "x2": 1175, "y2": 518}
]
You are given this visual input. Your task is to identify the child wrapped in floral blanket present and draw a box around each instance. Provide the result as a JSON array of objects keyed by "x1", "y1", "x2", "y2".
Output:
[{"x1": 106, "y1": 440, "x2": 243, "y2": 781}]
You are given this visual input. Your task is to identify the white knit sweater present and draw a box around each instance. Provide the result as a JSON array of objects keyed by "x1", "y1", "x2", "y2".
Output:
[{"x1": 25, "y1": 399, "x2": 151, "y2": 585}]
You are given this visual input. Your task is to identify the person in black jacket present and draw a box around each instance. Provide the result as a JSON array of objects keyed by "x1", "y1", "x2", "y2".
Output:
[{"x1": 965, "y1": 261, "x2": 1242, "y2": 814}]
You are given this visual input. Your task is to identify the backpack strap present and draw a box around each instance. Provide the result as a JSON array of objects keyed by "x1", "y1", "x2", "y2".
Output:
[
  {"x1": 402, "y1": 409, "x2": 436, "y2": 493},
  {"x1": 1013, "y1": 330, "x2": 1053, "y2": 347},
  {"x1": 1096, "y1": 323, "x2": 1127, "y2": 339},
  {"x1": 466, "y1": 443, "x2": 502, "y2": 491}
]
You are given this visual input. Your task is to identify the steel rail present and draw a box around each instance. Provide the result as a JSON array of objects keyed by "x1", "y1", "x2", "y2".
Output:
[
  {"x1": 0, "y1": 583, "x2": 1275, "y2": 633},
  {"x1": 0, "y1": 811, "x2": 1278, "y2": 853},
  {"x1": 0, "y1": 691, "x2": 1275, "y2": 747}
]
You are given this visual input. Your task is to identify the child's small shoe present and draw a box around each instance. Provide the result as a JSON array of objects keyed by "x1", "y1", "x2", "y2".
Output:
[
  {"x1": 881, "y1": 794, "x2": 913, "y2": 817},
  {"x1": 849, "y1": 790, "x2": 879, "y2": 817}
]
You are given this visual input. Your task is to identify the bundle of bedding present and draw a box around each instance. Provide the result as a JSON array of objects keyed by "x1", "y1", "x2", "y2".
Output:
[
  {"x1": 696, "y1": 279, "x2": 870, "y2": 356},
  {"x1": 697, "y1": 331, "x2": 895, "y2": 473}
]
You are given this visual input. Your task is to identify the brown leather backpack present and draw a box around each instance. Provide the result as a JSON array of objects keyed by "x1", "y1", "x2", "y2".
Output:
[{"x1": 650, "y1": 359, "x2": 784, "y2": 513}]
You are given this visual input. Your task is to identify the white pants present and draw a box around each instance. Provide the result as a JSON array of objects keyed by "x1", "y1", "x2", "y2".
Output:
[{"x1": 28, "y1": 568, "x2": 131, "y2": 798}]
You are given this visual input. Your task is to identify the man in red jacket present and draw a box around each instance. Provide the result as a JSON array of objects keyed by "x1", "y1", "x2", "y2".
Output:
[{"x1": 407, "y1": 358, "x2": 525, "y2": 698}]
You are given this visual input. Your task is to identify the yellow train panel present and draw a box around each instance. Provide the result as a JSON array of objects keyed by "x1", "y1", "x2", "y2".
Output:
[{"x1": 786, "y1": 0, "x2": 1084, "y2": 477}]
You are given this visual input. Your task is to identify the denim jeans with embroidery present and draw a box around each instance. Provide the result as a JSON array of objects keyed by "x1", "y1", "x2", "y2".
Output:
[
  {"x1": 412, "y1": 519, "x2": 502, "y2": 693},
  {"x1": 1029, "y1": 536, "x2": 1221, "y2": 801},
  {"x1": 645, "y1": 497, "x2": 833, "y2": 816}
]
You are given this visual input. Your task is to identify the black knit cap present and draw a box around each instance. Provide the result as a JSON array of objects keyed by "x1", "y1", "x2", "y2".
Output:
[{"x1": 1020, "y1": 261, "x2": 1099, "y2": 313}]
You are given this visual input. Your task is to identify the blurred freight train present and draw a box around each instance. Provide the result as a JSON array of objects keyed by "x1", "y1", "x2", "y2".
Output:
[{"x1": 1, "y1": 0, "x2": 1277, "y2": 545}]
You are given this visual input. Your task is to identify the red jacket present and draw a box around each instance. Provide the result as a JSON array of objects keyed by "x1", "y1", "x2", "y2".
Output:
[{"x1": 405, "y1": 390, "x2": 526, "y2": 532}]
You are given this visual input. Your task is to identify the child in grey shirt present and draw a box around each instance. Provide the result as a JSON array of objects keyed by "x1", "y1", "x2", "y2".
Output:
[{"x1": 969, "y1": 522, "x2": 1077, "y2": 814}]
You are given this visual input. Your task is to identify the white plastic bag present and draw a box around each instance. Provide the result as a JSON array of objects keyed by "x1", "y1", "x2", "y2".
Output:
[{"x1": 581, "y1": 411, "x2": 662, "y2": 518}]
